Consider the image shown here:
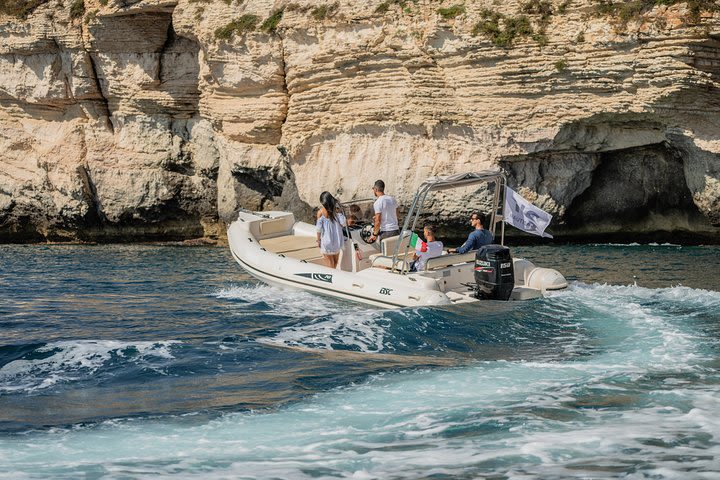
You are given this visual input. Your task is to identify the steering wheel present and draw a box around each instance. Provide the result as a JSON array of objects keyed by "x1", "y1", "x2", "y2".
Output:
[{"x1": 360, "y1": 224, "x2": 376, "y2": 244}]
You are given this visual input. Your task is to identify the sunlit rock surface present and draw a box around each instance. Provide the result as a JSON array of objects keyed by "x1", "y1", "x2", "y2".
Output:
[{"x1": 0, "y1": 0, "x2": 718, "y2": 242}]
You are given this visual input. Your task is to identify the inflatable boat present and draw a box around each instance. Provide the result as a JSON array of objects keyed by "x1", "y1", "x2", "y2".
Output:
[{"x1": 228, "y1": 171, "x2": 567, "y2": 309}]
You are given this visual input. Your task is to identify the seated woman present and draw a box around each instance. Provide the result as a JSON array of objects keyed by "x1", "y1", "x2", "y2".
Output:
[{"x1": 410, "y1": 224, "x2": 443, "y2": 272}]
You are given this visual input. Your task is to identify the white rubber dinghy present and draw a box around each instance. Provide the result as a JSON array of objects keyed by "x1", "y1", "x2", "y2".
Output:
[{"x1": 228, "y1": 210, "x2": 567, "y2": 309}]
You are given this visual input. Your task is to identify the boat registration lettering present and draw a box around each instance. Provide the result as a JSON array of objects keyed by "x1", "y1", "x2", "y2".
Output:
[
  {"x1": 501, "y1": 262, "x2": 511, "y2": 268},
  {"x1": 379, "y1": 287, "x2": 393, "y2": 295}
]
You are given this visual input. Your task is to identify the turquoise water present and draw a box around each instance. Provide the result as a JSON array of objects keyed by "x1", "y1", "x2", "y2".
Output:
[{"x1": 1, "y1": 244, "x2": 719, "y2": 478}]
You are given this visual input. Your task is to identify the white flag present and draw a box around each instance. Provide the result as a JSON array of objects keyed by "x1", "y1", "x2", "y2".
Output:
[{"x1": 504, "y1": 186, "x2": 553, "y2": 238}]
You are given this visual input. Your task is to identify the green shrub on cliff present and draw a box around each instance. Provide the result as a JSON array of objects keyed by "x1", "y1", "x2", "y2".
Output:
[
  {"x1": 311, "y1": 2, "x2": 338, "y2": 21},
  {"x1": 260, "y1": 8, "x2": 283, "y2": 33},
  {"x1": 594, "y1": 0, "x2": 719, "y2": 25},
  {"x1": 375, "y1": 0, "x2": 417, "y2": 14},
  {"x1": 557, "y1": 0, "x2": 572, "y2": 14},
  {"x1": 438, "y1": 4, "x2": 465, "y2": 19},
  {"x1": 69, "y1": 0, "x2": 84, "y2": 19},
  {"x1": 472, "y1": 9, "x2": 535, "y2": 48},
  {"x1": 0, "y1": 0, "x2": 50, "y2": 18},
  {"x1": 285, "y1": 3, "x2": 310, "y2": 13},
  {"x1": 533, "y1": 33, "x2": 549, "y2": 46},
  {"x1": 84, "y1": 8, "x2": 96, "y2": 23},
  {"x1": 215, "y1": 14, "x2": 259, "y2": 40},
  {"x1": 472, "y1": 9, "x2": 502, "y2": 38},
  {"x1": 520, "y1": 0, "x2": 554, "y2": 46},
  {"x1": 521, "y1": 0, "x2": 553, "y2": 19}
]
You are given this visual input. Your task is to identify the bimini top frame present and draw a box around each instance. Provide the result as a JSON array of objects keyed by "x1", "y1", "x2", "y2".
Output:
[{"x1": 391, "y1": 170, "x2": 508, "y2": 274}]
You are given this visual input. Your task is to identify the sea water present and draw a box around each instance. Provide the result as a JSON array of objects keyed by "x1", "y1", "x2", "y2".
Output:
[{"x1": 1, "y1": 243, "x2": 719, "y2": 479}]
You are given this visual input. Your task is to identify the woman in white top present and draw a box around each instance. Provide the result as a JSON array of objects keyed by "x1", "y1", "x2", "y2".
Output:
[{"x1": 316, "y1": 191, "x2": 347, "y2": 269}]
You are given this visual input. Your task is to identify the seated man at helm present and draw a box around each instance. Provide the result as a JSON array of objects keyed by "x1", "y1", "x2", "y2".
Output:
[{"x1": 410, "y1": 224, "x2": 444, "y2": 272}]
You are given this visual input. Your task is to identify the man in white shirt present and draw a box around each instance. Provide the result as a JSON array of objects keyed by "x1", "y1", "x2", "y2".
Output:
[
  {"x1": 369, "y1": 179, "x2": 400, "y2": 243},
  {"x1": 411, "y1": 224, "x2": 443, "y2": 272}
]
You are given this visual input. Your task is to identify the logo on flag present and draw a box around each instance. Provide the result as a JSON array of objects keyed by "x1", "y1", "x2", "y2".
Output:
[{"x1": 503, "y1": 187, "x2": 553, "y2": 238}]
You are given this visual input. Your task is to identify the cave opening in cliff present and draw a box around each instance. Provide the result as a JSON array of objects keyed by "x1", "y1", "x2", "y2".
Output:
[{"x1": 563, "y1": 142, "x2": 711, "y2": 243}]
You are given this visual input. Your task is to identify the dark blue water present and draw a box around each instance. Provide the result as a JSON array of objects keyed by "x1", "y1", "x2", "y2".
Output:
[{"x1": 1, "y1": 243, "x2": 719, "y2": 478}]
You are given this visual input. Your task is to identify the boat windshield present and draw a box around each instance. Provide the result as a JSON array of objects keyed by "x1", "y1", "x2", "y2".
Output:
[{"x1": 340, "y1": 198, "x2": 376, "y2": 227}]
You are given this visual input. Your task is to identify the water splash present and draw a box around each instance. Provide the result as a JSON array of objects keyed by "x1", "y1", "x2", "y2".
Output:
[
  {"x1": 0, "y1": 340, "x2": 180, "y2": 394},
  {"x1": 259, "y1": 309, "x2": 388, "y2": 353}
]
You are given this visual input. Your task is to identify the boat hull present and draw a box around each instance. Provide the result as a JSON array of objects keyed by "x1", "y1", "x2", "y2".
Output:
[
  {"x1": 228, "y1": 212, "x2": 453, "y2": 308},
  {"x1": 228, "y1": 211, "x2": 566, "y2": 309}
]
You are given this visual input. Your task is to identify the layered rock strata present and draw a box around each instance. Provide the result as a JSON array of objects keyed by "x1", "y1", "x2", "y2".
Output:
[{"x1": 0, "y1": 0, "x2": 718, "y2": 243}]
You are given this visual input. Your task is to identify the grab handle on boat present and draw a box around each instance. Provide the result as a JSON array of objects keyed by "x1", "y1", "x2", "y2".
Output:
[
  {"x1": 408, "y1": 295, "x2": 420, "y2": 301},
  {"x1": 352, "y1": 283, "x2": 364, "y2": 288}
]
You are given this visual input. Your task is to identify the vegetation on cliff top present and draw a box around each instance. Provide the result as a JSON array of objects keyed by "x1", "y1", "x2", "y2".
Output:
[
  {"x1": 375, "y1": 0, "x2": 418, "y2": 14},
  {"x1": 0, "y1": 0, "x2": 49, "y2": 19},
  {"x1": 213, "y1": 2, "x2": 344, "y2": 40},
  {"x1": 438, "y1": 4, "x2": 466, "y2": 19},
  {"x1": 594, "y1": 0, "x2": 720, "y2": 24},
  {"x1": 215, "y1": 14, "x2": 259, "y2": 40},
  {"x1": 310, "y1": 2, "x2": 339, "y2": 21},
  {"x1": 472, "y1": 6, "x2": 540, "y2": 48},
  {"x1": 260, "y1": 8, "x2": 283, "y2": 33},
  {"x1": 69, "y1": 0, "x2": 84, "y2": 19}
]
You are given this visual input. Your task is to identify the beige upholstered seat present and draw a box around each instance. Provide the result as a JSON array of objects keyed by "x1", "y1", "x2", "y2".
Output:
[
  {"x1": 258, "y1": 215, "x2": 295, "y2": 237},
  {"x1": 259, "y1": 235, "x2": 317, "y2": 253},
  {"x1": 259, "y1": 235, "x2": 323, "y2": 262},
  {"x1": 369, "y1": 234, "x2": 412, "y2": 262},
  {"x1": 370, "y1": 255, "x2": 410, "y2": 270},
  {"x1": 424, "y1": 251, "x2": 476, "y2": 270}
]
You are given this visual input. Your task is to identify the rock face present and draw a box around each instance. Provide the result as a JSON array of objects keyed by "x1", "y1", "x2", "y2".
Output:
[{"x1": 0, "y1": 0, "x2": 719, "y2": 243}]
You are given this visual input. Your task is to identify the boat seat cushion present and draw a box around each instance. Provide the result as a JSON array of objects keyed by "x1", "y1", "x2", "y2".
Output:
[
  {"x1": 370, "y1": 255, "x2": 411, "y2": 270},
  {"x1": 424, "y1": 251, "x2": 476, "y2": 270},
  {"x1": 259, "y1": 215, "x2": 295, "y2": 237},
  {"x1": 259, "y1": 235, "x2": 317, "y2": 253},
  {"x1": 380, "y1": 234, "x2": 410, "y2": 256},
  {"x1": 283, "y1": 247, "x2": 323, "y2": 261}
]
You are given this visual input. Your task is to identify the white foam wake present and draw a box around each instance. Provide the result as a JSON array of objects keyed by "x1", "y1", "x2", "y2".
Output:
[
  {"x1": 212, "y1": 284, "x2": 343, "y2": 319},
  {"x1": 1, "y1": 283, "x2": 719, "y2": 478},
  {"x1": 259, "y1": 309, "x2": 388, "y2": 353},
  {"x1": 553, "y1": 283, "x2": 716, "y2": 372},
  {"x1": 0, "y1": 340, "x2": 180, "y2": 394}
]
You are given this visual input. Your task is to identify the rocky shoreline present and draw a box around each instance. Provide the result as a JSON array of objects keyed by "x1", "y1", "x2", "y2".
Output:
[{"x1": 0, "y1": 0, "x2": 718, "y2": 243}]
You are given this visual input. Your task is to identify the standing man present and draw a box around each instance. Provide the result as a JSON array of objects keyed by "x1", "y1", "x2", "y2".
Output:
[
  {"x1": 447, "y1": 212, "x2": 493, "y2": 254},
  {"x1": 368, "y1": 179, "x2": 400, "y2": 243}
]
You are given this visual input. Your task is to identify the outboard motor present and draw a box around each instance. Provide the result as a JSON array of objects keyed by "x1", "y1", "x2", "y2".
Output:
[{"x1": 474, "y1": 245, "x2": 514, "y2": 301}]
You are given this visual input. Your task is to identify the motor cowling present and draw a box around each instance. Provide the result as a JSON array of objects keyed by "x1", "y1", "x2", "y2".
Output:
[{"x1": 474, "y1": 245, "x2": 514, "y2": 301}]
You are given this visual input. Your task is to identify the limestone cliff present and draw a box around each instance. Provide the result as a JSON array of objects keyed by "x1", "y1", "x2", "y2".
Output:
[{"x1": 0, "y1": 0, "x2": 719, "y2": 243}]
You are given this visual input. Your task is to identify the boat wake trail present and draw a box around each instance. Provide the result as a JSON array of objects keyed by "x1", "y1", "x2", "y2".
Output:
[
  {"x1": 212, "y1": 283, "x2": 344, "y2": 318},
  {"x1": 2, "y1": 281, "x2": 720, "y2": 478},
  {"x1": 227, "y1": 284, "x2": 596, "y2": 361},
  {"x1": 259, "y1": 309, "x2": 389, "y2": 353}
]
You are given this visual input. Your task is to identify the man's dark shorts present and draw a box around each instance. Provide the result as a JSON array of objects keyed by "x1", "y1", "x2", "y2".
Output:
[{"x1": 378, "y1": 229, "x2": 400, "y2": 242}]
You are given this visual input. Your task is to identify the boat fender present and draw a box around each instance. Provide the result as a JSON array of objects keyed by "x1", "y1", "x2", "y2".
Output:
[{"x1": 526, "y1": 267, "x2": 568, "y2": 292}]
